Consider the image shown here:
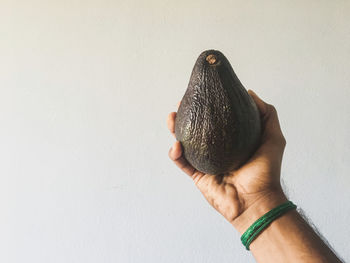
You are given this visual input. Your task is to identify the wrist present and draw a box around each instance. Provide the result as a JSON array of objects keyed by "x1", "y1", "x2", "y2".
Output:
[{"x1": 232, "y1": 189, "x2": 288, "y2": 234}]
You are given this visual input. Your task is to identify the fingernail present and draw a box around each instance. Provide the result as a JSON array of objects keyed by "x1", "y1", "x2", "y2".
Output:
[
  {"x1": 248, "y1": 89, "x2": 256, "y2": 96},
  {"x1": 249, "y1": 90, "x2": 262, "y2": 101}
]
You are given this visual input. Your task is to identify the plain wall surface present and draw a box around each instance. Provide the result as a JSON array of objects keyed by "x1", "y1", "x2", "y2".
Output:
[{"x1": 1, "y1": 1, "x2": 349, "y2": 262}]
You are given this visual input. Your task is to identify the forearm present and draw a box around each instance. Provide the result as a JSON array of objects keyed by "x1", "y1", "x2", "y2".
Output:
[{"x1": 232, "y1": 192, "x2": 342, "y2": 263}]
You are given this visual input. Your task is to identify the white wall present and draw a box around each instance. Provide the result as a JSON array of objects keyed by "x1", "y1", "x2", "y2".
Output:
[{"x1": 1, "y1": 1, "x2": 349, "y2": 262}]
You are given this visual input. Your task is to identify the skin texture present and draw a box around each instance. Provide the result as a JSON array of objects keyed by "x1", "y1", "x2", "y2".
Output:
[
  {"x1": 175, "y1": 50, "x2": 261, "y2": 175},
  {"x1": 167, "y1": 90, "x2": 343, "y2": 263}
]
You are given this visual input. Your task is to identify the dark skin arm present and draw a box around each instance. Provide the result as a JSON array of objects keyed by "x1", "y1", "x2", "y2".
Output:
[{"x1": 167, "y1": 90, "x2": 342, "y2": 263}]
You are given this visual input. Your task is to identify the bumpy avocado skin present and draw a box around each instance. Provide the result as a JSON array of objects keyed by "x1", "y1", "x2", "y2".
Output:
[{"x1": 175, "y1": 50, "x2": 261, "y2": 175}]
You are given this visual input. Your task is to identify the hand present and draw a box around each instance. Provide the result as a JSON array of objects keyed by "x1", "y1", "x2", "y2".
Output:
[{"x1": 167, "y1": 90, "x2": 287, "y2": 227}]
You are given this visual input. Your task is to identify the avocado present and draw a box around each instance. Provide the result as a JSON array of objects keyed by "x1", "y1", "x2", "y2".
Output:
[{"x1": 175, "y1": 50, "x2": 261, "y2": 175}]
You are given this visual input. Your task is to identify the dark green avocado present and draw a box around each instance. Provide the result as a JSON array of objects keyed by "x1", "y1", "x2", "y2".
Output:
[{"x1": 175, "y1": 50, "x2": 261, "y2": 175}]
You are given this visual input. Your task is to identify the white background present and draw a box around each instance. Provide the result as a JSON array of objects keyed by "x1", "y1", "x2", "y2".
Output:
[{"x1": 1, "y1": 1, "x2": 349, "y2": 262}]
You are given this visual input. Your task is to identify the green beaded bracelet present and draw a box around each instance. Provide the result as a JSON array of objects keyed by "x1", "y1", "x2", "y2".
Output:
[{"x1": 241, "y1": 201, "x2": 297, "y2": 250}]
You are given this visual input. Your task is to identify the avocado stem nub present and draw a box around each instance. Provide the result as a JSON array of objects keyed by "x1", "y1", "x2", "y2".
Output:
[{"x1": 206, "y1": 54, "x2": 217, "y2": 65}]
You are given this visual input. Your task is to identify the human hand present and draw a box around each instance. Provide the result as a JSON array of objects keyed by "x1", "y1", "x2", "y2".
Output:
[{"x1": 167, "y1": 90, "x2": 288, "y2": 230}]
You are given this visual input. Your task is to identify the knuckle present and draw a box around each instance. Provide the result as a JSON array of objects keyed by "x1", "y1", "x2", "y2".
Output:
[
  {"x1": 268, "y1": 104, "x2": 277, "y2": 114},
  {"x1": 280, "y1": 136, "x2": 287, "y2": 147},
  {"x1": 275, "y1": 135, "x2": 286, "y2": 148},
  {"x1": 168, "y1": 148, "x2": 174, "y2": 160}
]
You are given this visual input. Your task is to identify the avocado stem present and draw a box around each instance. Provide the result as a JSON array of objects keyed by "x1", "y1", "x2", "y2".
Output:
[{"x1": 206, "y1": 54, "x2": 217, "y2": 65}]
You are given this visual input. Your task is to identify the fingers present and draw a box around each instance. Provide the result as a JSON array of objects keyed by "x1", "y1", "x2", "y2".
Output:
[
  {"x1": 169, "y1": 141, "x2": 182, "y2": 160},
  {"x1": 248, "y1": 89, "x2": 268, "y2": 116},
  {"x1": 167, "y1": 112, "x2": 176, "y2": 137},
  {"x1": 248, "y1": 90, "x2": 285, "y2": 145},
  {"x1": 168, "y1": 141, "x2": 198, "y2": 177},
  {"x1": 167, "y1": 101, "x2": 204, "y2": 179},
  {"x1": 248, "y1": 89, "x2": 278, "y2": 125},
  {"x1": 167, "y1": 101, "x2": 181, "y2": 138}
]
